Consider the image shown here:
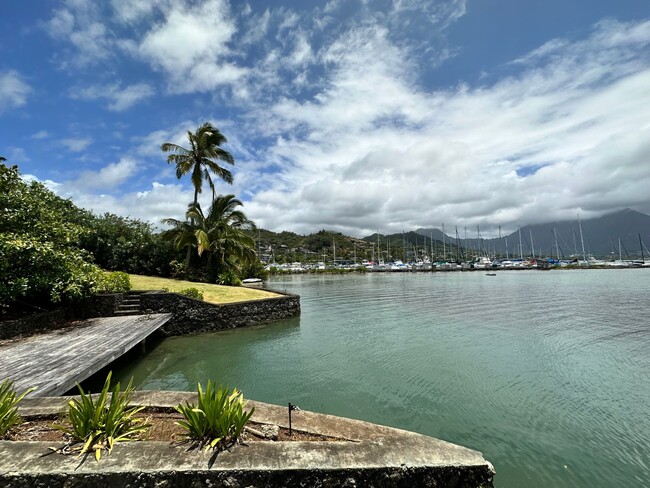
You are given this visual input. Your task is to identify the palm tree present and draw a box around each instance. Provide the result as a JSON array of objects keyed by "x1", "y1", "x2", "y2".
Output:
[
  {"x1": 162, "y1": 194, "x2": 256, "y2": 281},
  {"x1": 161, "y1": 123, "x2": 235, "y2": 206}
]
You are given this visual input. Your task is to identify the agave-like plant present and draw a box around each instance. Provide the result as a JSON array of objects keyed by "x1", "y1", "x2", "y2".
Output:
[
  {"x1": 56, "y1": 372, "x2": 148, "y2": 461},
  {"x1": 176, "y1": 380, "x2": 254, "y2": 450},
  {"x1": 0, "y1": 379, "x2": 34, "y2": 437}
]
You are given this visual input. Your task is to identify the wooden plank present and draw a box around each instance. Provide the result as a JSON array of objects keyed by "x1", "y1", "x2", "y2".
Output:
[{"x1": 0, "y1": 314, "x2": 171, "y2": 398}]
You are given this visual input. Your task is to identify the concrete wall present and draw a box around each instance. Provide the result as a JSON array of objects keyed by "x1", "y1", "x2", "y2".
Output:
[
  {"x1": 2, "y1": 467, "x2": 494, "y2": 488},
  {"x1": 139, "y1": 291, "x2": 300, "y2": 336}
]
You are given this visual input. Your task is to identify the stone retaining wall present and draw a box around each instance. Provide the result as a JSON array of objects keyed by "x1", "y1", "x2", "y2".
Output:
[
  {"x1": 0, "y1": 294, "x2": 123, "y2": 340},
  {"x1": 139, "y1": 291, "x2": 300, "y2": 336},
  {"x1": 0, "y1": 309, "x2": 68, "y2": 340}
]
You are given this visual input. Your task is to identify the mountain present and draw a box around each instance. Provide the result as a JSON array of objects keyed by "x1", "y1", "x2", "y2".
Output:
[
  {"x1": 414, "y1": 209, "x2": 650, "y2": 259},
  {"x1": 254, "y1": 209, "x2": 650, "y2": 262}
]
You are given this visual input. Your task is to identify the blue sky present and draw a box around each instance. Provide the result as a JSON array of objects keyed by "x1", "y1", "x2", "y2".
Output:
[{"x1": 1, "y1": 0, "x2": 649, "y2": 237}]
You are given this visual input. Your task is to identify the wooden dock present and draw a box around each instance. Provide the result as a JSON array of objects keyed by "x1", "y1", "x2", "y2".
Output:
[{"x1": 0, "y1": 314, "x2": 171, "y2": 397}]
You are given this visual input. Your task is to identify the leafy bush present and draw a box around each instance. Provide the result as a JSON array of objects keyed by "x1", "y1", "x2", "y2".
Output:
[
  {"x1": 0, "y1": 164, "x2": 103, "y2": 308},
  {"x1": 216, "y1": 269, "x2": 242, "y2": 286},
  {"x1": 240, "y1": 261, "x2": 269, "y2": 280},
  {"x1": 56, "y1": 372, "x2": 148, "y2": 461},
  {"x1": 176, "y1": 381, "x2": 254, "y2": 450},
  {"x1": 178, "y1": 287, "x2": 204, "y2": 300},
  {"x1": 0, "y1": 380, "x2": 33, "y2": 437},
  {"x1": 95, "y1": 271, "x2": 132, "y2": 294}
]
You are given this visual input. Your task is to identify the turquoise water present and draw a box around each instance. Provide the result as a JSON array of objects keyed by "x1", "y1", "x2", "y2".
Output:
[{"x1": 115, "y1": 269, "x2": 650, "y2": 487}]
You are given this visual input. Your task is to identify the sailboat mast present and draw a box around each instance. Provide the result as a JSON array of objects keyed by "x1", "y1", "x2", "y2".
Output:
[
  {"x1": 377, "y1": 229, "x2": 380, "y2": 264},
  {"x1": 528, "y1": 228, "x2": 534, "y2": 258},
  {"x1": 518, "y1": 227, "x2": 523, "y2": 260},
  {"x1": 442, "y1": 223, "x2": 446, "y2": 261},
  {"x1": 640, "y1": 233, "x2": 645, "y2": 263},
  {"x1": 578, "y1": 214, "x2": 587, "y2": 264},
  {"x1": 554, "y1": 228, "x2": 560, "y2": 261}
]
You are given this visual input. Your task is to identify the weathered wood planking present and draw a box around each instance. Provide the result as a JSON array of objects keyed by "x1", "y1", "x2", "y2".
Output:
[{"x1": 0, "y1": 314, "x2": 171, "y2": 398}]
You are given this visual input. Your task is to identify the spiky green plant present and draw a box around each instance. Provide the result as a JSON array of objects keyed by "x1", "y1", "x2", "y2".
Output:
[
  {"x1": 0, "y1": 380, "x2": 33, "y2": 437},
  {"x1": 56, "y1": 372, "x2": 148, "y2": 461},
  {"x1": 176, "y1": 381, "x2": 254, "y2": 450}
]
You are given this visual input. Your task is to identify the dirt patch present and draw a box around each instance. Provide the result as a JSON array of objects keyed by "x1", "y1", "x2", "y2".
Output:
[{"x1": 5, "y1": 408, "x2": 348, "y2": 444}]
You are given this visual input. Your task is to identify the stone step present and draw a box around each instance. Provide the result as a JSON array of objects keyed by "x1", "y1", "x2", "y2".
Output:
[
  {"x1": 117, "y1": 305, "x2": 140, "y2": 311},
  {"x1": 113, "y1": 310, "x2": 141, "y2": 316}
]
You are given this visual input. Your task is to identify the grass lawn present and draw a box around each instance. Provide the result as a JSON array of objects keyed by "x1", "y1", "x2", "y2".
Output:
[{"x1": 128, "y1": 274, "x2": 280, "y2": 304}]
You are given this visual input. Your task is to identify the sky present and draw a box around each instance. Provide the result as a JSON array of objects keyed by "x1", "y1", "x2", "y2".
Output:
[{"x1": 1, "y1": 0, "x2": 649, "y2": 238}]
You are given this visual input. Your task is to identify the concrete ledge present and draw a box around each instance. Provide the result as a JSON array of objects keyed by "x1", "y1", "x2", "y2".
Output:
[{"x1": 5, "y1": 391, "x2": 495, "y2": 487}]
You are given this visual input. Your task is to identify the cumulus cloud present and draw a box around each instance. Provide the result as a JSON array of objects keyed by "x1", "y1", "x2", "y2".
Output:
[
  {"x1": 31, "y1": 130, "x2": 50, "y2": 140},
  {"x1": 136, "y1": 0, "x2": 246, "y2": 93},
  {"x1": 241, "y1": 18, "x2": 650, "y2": 236},
  {"x1": 60, "y1": 137, "x2": 93, "y2": 152},
  {"x1": 0, "y1": 71, "x2": 31, "y2": 113},
  {"x1": 34, "y1": 3, "x2": 650, "y2": 238},
  {"x1": 71, "y1": 82, "x2": 155, "y2": 111},
  {"x1": 71, "y1": 157, "x2": 139, "y2": 190}
]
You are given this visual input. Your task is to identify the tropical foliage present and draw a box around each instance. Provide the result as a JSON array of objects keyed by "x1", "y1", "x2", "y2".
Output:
[
  {"x1": 162, "y1": 195, "x2": 257, "y2": 283},
  {"x1": 176, "y1": 381, "x2": 254, "y2": 450},
  {"x1": 0, "y1": 164, "x2": 104, "y2": 309},
  {"x1": 95, "y1": 271, "x2": 132, "y2": 294},
  {"x1": 79, "y1": 213, "x2": 178, "y2": 277},
  {"x1": 0, "y1": 379, "x2": 33, "y2": 437},
  {"x1": 56, "y1": 372, "x2": 148, "y2": 461}
]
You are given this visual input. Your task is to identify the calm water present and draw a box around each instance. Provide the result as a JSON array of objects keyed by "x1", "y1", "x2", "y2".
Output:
[{"x1": 115, "y1": 269, "x2": 650, "y2": 487}]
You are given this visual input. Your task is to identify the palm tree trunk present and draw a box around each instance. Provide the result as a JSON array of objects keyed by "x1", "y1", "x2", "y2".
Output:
[{"x1": 184, "y1": 188, "x2": 200, "y2": 269}]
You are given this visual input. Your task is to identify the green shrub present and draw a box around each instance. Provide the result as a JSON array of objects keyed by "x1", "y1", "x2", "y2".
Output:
[
  {"x1": 0, "y1": 164, "x2": 103, "y2": 308},
  {"x1": 240, "y1": 261, "x2": 269, "y2": 280},
  {"x1": 56, "y1": 372, "x2": 148, "y2": 461},
  {"x1": 0, "y1": 380, "x2": 33, "y2": 437},
  {"x1": 217, "y1": 269, "x2": 242, "y2": 286},
  {"x1": 95, "y1": 271, "x2": 131, "y2": 294},
  {"x1": 176, "y1": 381, "x2": 254, "y2": 450},
  {"x1": 178, "y1": 287, "x2": 203, "y2": 300}
]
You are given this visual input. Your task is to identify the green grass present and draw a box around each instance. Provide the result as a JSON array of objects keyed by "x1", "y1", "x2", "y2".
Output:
[{"x1": 128, "y1": 274, "x2": 280, "y2": 304}]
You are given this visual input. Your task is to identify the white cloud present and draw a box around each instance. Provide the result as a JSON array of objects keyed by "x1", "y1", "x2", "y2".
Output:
[
  {"x1": 0, "y1": 71, "x2": 31, "y2": 113},
  {"x1": 49, "y1": 180, "x2": 193, "y2": 225},
  {"x1": 31, "y1": 130, "x2": 50, "y2": 140},
  {"x1": 46, "y1": 2, "x2": 114, "y2": 68},
  {"x1": 71, "y1": 157, "x2": 138, "y2": 190},
  {"x1": 60, "y1": 137, "x2": 93, "y2": 152},
  {"x1": 71, "y1": 82, "x2": 155, "y2": 111},
  {"x1": 5, "y1": 147, "x2": 30, "y2": 163},
  {"x1": 238, "y1": 18, "x2": 650, "y2": 236},
  {"x1": 31, "y1": 5, "x2": 650, "y2": 237},
  {"x1": 137, "y1": 0, "x2": 246, "y2": 93}
]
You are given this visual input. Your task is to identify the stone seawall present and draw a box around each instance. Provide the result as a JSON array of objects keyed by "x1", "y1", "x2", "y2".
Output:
[{"x1": 139, "y1": 291, "x2": 300, "y2": 336}]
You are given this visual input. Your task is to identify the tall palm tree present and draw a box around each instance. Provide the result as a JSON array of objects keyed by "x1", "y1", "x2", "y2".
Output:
[
  {"x1": 161, "y1": 123, "x2": 235, "y2": 206},
  {"x1": 162, "y1": 194, "x2": 256, "y2": 281}
]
